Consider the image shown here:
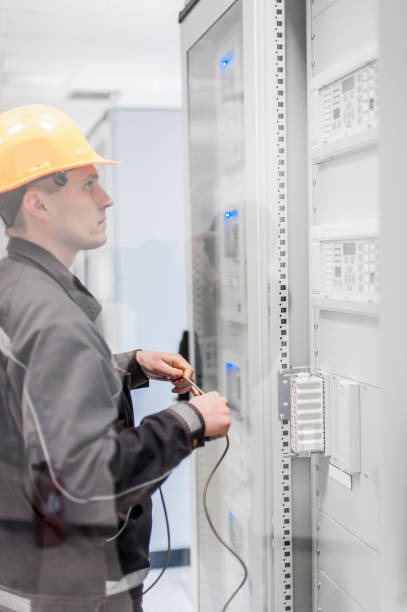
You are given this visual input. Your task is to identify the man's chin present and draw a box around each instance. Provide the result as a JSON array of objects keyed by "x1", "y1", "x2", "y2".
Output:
[{"x1": 84, "y1": 235, "x2": 107, "y2": 250}]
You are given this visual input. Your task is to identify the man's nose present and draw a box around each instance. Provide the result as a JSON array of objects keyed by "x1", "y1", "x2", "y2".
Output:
[{"x1": 99, "y1": 187, "x2": 114, "y2": 208}]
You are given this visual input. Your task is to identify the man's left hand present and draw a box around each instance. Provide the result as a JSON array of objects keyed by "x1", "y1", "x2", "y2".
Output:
[{"x1": 135, "y1": 351, "x2": 199, "y2": 396}]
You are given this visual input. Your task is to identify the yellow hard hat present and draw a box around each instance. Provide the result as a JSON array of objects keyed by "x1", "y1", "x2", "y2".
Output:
[{"x1": 0, "y1": 104, "x2": 117, "y2": 193}]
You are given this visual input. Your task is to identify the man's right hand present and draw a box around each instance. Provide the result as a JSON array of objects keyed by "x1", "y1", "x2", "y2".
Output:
[{"x1": 189, "y1": 392, "x2": 231, "y2": 438}]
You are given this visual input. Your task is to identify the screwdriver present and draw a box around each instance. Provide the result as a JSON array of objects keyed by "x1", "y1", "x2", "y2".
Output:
[{"x1": 182, "y1": 375, "x2": 204, "y2": 396}]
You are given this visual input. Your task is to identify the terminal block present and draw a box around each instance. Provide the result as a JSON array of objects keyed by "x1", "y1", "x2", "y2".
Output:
[{"x1": 290, "y1": 373, "x2": 325, "y2": 455}]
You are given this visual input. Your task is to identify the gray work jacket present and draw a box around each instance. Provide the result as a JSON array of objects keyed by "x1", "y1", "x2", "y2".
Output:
[{"x1": 0, "y1": 237, "x2": 204, "y2": 611}]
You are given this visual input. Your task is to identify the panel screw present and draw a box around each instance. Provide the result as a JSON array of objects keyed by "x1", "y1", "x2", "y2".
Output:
[
  {"x1": 317, "y1": 582, "x2": 321, "y2": 589},
  {"x1": 316, "y1": 523, "x2": 320, "y2": 530},
  {"x1": 311, "y1": 60, "x2": 316, "y2": 67},
  {"x1": 316, "y1": 548, "x2": 321, "y2": 555},
  {"x1": 316, "y1": 489, "x2": 320, "y2": 496},
  {"x1": 318, "y1": 608, "x2": 322, "y2": 612},
  {"x1": 311, "y1": 33, "x2": 316, "y2": 40}
]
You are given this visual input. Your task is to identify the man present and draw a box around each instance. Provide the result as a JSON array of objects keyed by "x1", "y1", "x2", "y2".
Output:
[{"x1": 0, "y1": 105, "x2": 230, "y2": 612}]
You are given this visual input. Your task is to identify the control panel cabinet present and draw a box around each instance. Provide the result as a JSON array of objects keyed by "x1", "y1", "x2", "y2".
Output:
[
  {"x1": 182, "y1": 0, "x2": 384, "y2": 611},
  {"x1": 307, "y1": 2, "x2": 381, "y2": 611},
  {"x1": 181, "y1": 1, "x2": 294, "y2": 610},
  {"x1": 182, "y1": 2, "x2": 254, "y2": 609}
]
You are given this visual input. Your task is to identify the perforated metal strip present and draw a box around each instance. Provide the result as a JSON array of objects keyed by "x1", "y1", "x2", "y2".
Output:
[
  {"x1": 280, "y1": 421, "x2": 293, "y2": 611},
  {"x1": 276, "y1": 7, "x2": 289, "y2": 372},
  {"x1": 275, "y1": 1, "x2": 293, "y2": 610}
]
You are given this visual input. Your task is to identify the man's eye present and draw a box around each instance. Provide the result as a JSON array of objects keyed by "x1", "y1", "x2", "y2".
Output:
[{"x1": 85, "y1": 181, "x2": 94, "y2": 190}]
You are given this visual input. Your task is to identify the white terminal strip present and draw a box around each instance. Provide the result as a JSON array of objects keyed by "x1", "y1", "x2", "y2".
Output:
[{"x1": 290, "y1": 373, "x2": 324, "y2": 455}]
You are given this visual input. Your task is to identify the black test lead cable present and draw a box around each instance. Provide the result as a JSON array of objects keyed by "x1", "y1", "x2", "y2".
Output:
[
  {"x1": 143, "y1": 377, "x2": 249, "y2": 604},
  {"x1": 106, "y1": 491, "x2": 171, "y2": 595},
  {"x1": 183, "y1": 377, "x2": 249, "y2": 611},
  {"x1": 142, "y1": 486, "x2": 171, "y2": 595}
]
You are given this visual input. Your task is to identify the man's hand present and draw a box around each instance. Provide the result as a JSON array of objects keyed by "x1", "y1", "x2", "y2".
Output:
[
  {"x1": 189, "y1": 392, "x2": 231, "y2": 438},
  {"x1": 135, "y1": 351, "x2": 200, "y2": 396}
]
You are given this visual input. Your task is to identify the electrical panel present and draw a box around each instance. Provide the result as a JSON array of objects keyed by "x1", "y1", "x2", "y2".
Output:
[
  {"x1": 320, "y1": 60, "x2": 378, "y2": 141},
  {"x1": 309, "y1": 46, "x2": 378, "y2": 162},
  {"x1": 182, "y1": 0, "x2": 383, "y2": 610},
  {"x1": 311, "y1": 221, "x2": 380, "y2": 315},
  {"x1": 224, "y1": 358, "x2": 244, "y2": 419},
  {"x1": 308, "y1": 1, "x2": 381, "y2": 611},
  {"x1": 216, "y1": 34, "x2": 244, "y2": 171},
  {"x1": 182, "y1": 2, "x2": 261, "y2": 610},
  {"x1": 219, "y1": 203, "x2": 247, "y2": 322},
  {"x1": 322, "y1": 237, "x2": 379, "y2": 296},
  {"x1": 222, "y1": 352, "x2": 249, "y2": 481}
]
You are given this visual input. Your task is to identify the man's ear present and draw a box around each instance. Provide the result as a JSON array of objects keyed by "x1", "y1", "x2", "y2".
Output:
[{"x1": 21, "y1": 188, "x2": 49, "y2": 221}]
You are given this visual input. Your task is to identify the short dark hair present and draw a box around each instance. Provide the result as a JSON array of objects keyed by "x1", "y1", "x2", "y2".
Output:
[
  {"x1": 0, "y1": 171, "x2": 68, "y2": 229},
  {"x1": 0, "y1": 185, "x2": 28, "y2": 229}
]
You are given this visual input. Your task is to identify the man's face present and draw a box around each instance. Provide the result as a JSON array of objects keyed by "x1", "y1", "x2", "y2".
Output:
[{"x1": 40, "y1": 165, "x2": 113, "y2": 253}]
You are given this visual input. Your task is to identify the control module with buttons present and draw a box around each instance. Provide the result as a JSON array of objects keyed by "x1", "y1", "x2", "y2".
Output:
[
  {"x1": 320, "y1": 60, "x2": 378, "y2": 141},
  {"x1": 322, "y1": 237, "x2": 380, "y2": 297}
]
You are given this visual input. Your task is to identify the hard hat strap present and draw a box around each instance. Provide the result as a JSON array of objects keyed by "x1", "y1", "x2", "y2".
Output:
[{"x1": 51, "y1": 172, "x2": 68, "y2": 187}]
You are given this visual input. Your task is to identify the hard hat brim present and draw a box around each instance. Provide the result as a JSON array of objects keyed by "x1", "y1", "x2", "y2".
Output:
[{"x1": 0, "y1": 154, "x2": 118, "y2": 194}]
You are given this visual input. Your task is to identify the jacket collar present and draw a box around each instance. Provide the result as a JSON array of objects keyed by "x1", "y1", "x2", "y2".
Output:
[{"x1": 7, "y1": 237, "x2": 102, "y2": 322}]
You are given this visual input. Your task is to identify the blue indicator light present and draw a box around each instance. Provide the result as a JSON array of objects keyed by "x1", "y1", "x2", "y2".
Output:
[
  {"x1": 226, "y1": 362, "x2": 240, "y2": 372},
  {"x1": 220, "y1": 51, "x2": 235, "y2": 71},
  {"x1": 224, "y1": 209, "x2": 239, "y2": 221},
  {"x1": 228, "y1": 510, "x2": 235, "y2": 519}
]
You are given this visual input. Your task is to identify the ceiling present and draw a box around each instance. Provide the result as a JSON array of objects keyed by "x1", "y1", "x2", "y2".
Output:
[{"x1": 0, "y1": 0, "x2": 186, "y2": 132}]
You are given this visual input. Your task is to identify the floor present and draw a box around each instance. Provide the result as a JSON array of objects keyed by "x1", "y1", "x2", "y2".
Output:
[{"x1": 142, "y1": 566, "x2": 193, "y2": 612}]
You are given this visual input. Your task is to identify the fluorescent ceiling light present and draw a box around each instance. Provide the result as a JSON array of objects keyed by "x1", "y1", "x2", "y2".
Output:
[{"x1": 68, "y1": 90, "x2": 120, "y2": 100}]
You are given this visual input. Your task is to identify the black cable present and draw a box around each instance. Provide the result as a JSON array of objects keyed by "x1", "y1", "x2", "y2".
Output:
[
  {"x1": 144, "y1": 376, "x2": 249, "y2": 607},
  {"x1": 203, "y1": 435, "x2": 249, "y2": 611},
  {"x1": 142, "y1": 486, "x2": 171, "y2": 595},
  {"x1": 181, "y1": 376, "x2": 249, "y2": 609}
]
